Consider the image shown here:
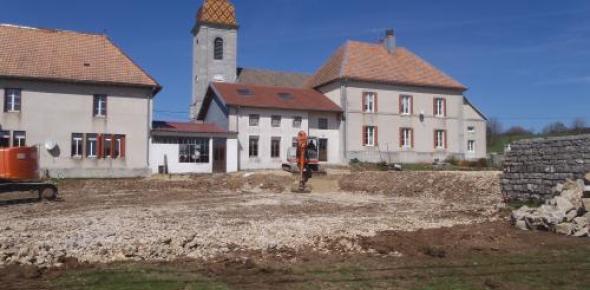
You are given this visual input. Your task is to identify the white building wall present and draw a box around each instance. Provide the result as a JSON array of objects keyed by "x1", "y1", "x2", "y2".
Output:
[
  {"x1": 221, "y1": 107, "x2": 341, "y2": 170},
  {"x1": 226, "y1": 138, "x2": 238, "y2": 173},
  {"x1": 0, "y1": 79, "x2": 154, "y2": 178},
  {"x1": 149, "y1": 139, "x2": 213, "y2": 174}
]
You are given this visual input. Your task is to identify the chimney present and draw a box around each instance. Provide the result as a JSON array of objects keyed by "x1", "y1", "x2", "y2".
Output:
[{"x1": 384, "y1": 29, "x2": 396, "y2": 53}]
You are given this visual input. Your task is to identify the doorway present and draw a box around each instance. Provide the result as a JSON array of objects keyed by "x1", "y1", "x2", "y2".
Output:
[
  {"x1": 318, "y1": 138, "x2": 328, "y2": 162},
  {"x1": 212, "y1": 138, "x2": 226, "y2": 173}
]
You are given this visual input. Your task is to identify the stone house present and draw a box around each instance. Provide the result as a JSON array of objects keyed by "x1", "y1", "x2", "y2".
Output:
[{"x1": 0, "y1": 24, "x2": 161, "y2": 178}]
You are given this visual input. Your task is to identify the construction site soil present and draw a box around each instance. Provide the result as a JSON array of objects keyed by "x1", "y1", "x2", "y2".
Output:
[{"x1": 2, "y1": 170, "x2": 588, "y2": 289}]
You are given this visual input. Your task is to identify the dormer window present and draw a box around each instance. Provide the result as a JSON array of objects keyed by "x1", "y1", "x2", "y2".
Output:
[{"x1": 214, "y1": 37, "x2": 223, "y2": 60}]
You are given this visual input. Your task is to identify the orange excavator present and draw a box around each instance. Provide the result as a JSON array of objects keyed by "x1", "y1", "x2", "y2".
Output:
[
  {"x1": 284, "y1": 131, "x2": 315, "y2": 193},
  {"x1": 0, "y1": 146, "x2": 58, "y2": 200}
]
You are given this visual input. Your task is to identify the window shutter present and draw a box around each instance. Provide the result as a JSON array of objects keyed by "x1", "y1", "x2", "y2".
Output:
[
  {"x1": 104, "y1": 96, "x2": 108, "y2": 116},
  {"x1": 362, "y1": 126, "x2": 368, "y2": 146},
  {"x1": 444, "y1": 130, "x2": 448, "y2": 149},
  {"x1": 374, "y1": 93, "x2": 378, "y2": 113},
  {"x1": 120, "y1": 136, "x2": 126, "y2": 158},
  {"x1": 411, "y1": 129, "x2": 415, "y2": 148},
  {"x1": 374, "y1": 127, "x2": 379, "y2": 146},
  {"x1": 110, "y1": 135, "x2": 116, "y2": 158},
  {"x1": 410, "y1": 96, "x2": 414, "y2": 115},
  {"x1": 399, "y1": 128, "x2": 403, "y2": 147},
  {"x1": 443, "y1": 98, "x2": 447, "y2": 117},
  {"x1": 362, "y1": 93, "x2": 366, "y2": 112},
  {"x1": 399, "y1": 96, "x2": 402, "y2": 114},
  {"x1": 97, "y1": 134, "x2": 103, "y2": 158}
]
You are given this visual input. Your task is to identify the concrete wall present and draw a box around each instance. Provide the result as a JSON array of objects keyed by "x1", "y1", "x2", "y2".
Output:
[
  {"x1": 0, "y1": 79, "x2": 153, "y2": 178},
  {"x1": 319, "y1": 80, "x2": 486, "y2": 163},
  {"x1": 502, "y1": 135, "x2": 590, "y2": 201},
  {"x1": 191, "y1": 24, "x2": 238, "y2": 118}
]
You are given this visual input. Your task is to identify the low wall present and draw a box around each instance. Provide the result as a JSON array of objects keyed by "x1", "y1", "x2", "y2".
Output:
[{"x1": 502, "y1": 134, "x2": 590, "y2": 201}]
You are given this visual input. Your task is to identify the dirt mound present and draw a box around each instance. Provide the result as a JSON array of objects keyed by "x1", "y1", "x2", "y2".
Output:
[
  {"x1": 58, "y1": 173, "x2": 292, "y2": 195},
  {"x1": 338, "y1": 171, "x2": 501, "y2": 203}
]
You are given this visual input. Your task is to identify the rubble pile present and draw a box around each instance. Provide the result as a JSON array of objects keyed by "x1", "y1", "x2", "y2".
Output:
[{"x1": 511, "y1": 179, "x2": 590, "y2": 237}]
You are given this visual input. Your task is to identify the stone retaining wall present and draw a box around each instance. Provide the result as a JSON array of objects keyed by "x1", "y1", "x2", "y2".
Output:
[{"x1": 502, "y1": 134, "x2": 590, "y2": 201}]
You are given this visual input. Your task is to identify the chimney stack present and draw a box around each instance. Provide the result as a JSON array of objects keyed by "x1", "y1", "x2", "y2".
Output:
[{"x1": 384, "y1": 29, "x2": 396, "y2": 53}]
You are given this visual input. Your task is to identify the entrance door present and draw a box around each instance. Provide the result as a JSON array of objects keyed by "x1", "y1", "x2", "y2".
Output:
[
  {"x1": 318, "y1": 138, "x2": 328, "y2": 162},
  {"x1": 212, "y1": 139, "x2": 226, "y2": 173}
]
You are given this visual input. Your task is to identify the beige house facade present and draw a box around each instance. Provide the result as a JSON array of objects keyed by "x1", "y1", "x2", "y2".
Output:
[{"x1": 0, "y1": 24, "x2": 161, "y2": 178}]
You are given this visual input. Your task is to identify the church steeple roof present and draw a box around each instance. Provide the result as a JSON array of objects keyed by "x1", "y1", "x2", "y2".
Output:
[{"x1": 197, "y1": 0, "x2": 238, "y2": 28}]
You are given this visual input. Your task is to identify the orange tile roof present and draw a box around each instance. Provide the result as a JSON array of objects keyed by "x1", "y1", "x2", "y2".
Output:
[
  {"x1": 0, "y1": 24, "x2": 159, "y2": 89},
  {"x1": 197, "y1": 0, "x2": 238, "y2": 27},
  {"x1": 306, "y1": 41, "x2": 466, "y2": 91},
  {"x1": 200, "y1": 82, "x2": 342, "y2": 118},
  {"x1": 152, "y1": 121, "x2": 228, "y2": 134}
]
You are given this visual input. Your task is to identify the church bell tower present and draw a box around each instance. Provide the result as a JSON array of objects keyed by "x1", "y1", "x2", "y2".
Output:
[{"x1": 191, "y1": 0, "x2": 239, "y2": 119}]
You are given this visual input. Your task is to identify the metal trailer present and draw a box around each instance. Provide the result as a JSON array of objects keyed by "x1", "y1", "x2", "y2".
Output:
[{"x1": 0, "y1": 180, "x2": 58, "y2": 200}]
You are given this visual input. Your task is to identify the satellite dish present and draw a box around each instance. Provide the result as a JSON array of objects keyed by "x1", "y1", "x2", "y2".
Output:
[{"x1": 44, "y1": 140, "x2": 57, "y2": 151}]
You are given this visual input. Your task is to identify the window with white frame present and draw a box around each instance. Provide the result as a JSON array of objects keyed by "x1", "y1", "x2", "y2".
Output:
[
  {"x1": 271, "y1": 115, "x2": 281, "y2": 127},
  {"x1": 401, "y1": 128, "x2": 413, "y2": 148},
  {"x1": 434, "y1": 97, "x2": 445, "y2": 117},
  {"x1": 249, "y1": 114, "x2": 259, "y2": 126},
  {"x1": 363, "y1": 92, "x2": 376, "y2": 113},
  {"x1": 4, "y1": 88, "x2": 21, "y2": 112},
  {"x1": 93, "y1": 95, "x2": 107, "y2": 117},
  {"x1": 103, "y1": 135, "x2": 113, "y2": 158},
  {"x1": 400, "y1": 95, "x2": 412, "y2": 115},
  {"x1": 12, "y1": 131, "x2": 26, "y2": 147},
  {"x1": 363, "y1": 126, "x2": 376, "y2": 146},
  {"x1": 178, "y1": 137, "x2": 209, "y2": 163},
  {"x1": 435, "y1": 130, "x2": 446, "y2": 149},
  {"x1": 467, "y1": 140, "x2": 475, "y2": 153},
  {"x1": 292, "y1": 116, "x2": 302, "y2": 128},
  {"x1": 0, "y1": 131, "x2": 10, "y2": 148},
  {"x1": 71, "y1": 133, "x2": 83, "y2": 158},
  {"x1": 86, "y1": 134, "x2": 98, "y2": 158}
]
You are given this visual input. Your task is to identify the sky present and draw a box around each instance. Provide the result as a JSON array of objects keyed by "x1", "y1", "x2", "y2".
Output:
[{"x1": 1, "y1": 0, "x2": 589, "y2": 132}]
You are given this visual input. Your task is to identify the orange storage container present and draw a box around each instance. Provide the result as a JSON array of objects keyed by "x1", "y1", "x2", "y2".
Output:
[{"x1": 0, "y1": 147, "x2": 39, "y2": 181}]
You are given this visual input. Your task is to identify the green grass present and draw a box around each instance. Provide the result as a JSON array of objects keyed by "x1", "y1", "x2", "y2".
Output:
[{"x1": 54, "y1": 266, "x2": 230, "y2": 290}]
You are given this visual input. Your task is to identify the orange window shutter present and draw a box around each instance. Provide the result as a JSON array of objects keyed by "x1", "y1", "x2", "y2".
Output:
[
  {"x1": 110, "y1": 135, "x2": 115, "y2": 158},
  {"x1": 444, "y1": 130, "x2": 448, "y2": 149},
  {"x1": 399, "y1": 128, "x2": 403, "y2": 147},
  {"x1": 97, "y1": 134, "x2": 103, "y2": 158},
  {"x1": 410, "y1": 96, "x2": 414, "y2": 115},
  {"x1": 433, "y1": 99, "x2": 437, "y2": 116},
  {"x1": 362, "y1": 126, "x2": 367, "y2": 146},
  {"x1": 399, "y1": 96, "x2": 402, "y2": 114},
  {"x1": 121, "y1": 136, "x2": 126, "y2": 158},
  {"x1": 433, "y1": 130, "x2": 437, "y2": 149}
]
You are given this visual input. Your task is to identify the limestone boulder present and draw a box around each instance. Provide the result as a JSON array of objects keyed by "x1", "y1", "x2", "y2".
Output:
[
  {"x1": 560, "y1": 179, "x2": 584, "y2": 209},
  {"x1": 555, "y1": 223, "x2": 574, "y2": 236}
]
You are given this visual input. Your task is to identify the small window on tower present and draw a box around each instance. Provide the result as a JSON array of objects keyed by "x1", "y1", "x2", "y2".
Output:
[{"x1": 214, "y1": 37, "x2": 224, "y2": 60}]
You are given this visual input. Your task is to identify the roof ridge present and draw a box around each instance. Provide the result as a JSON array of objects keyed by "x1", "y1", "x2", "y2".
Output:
[
  {"x1": 338, "y1": 41, "x2": 352, "y2": 78},
  {"x1": 239, "y1": 67, "x2": 311, "y2": 76},
  {"x1": 0, "y1": 23, "x2": 106, "y2": 37}
]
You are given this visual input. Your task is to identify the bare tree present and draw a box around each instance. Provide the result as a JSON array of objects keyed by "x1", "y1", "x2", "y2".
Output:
[
  {"x1": 571, "y1": 117, "x2": 587, "y2": 133},
  {"x1": 505, "y1": 126, "x2": 533, "y2": 136},
  {"x1": 542, "y1": 121, "x2": 568, "y2": 135},
  {"x1": 486, "y1": 117, "x2": 503, "y2": 146}
]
